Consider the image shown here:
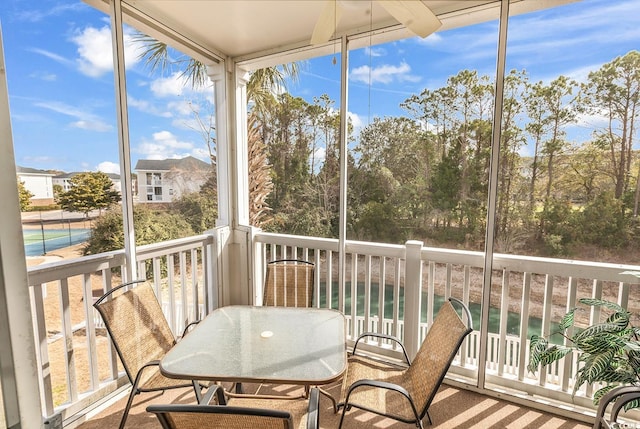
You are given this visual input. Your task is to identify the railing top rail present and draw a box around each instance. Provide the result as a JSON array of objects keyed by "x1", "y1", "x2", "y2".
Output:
[
  {"x1": 254, "y1": 232, "x2": 339, "y2": 251},
  {"x1": 27, "y1": 250, "x2": 125, "y2": 286},
  {"x1": 345, "y1": 240, "x2": 405, "y2": 259},
  {"x1": 136, "y1": 233, "x2": 215, "y2": 260}
]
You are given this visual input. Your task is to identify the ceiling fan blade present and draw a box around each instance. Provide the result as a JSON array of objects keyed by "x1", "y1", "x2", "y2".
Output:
[
  {"x1": 378, "y1": 0, "x2": 441, "y2": 39},
  {"x1": 311, "y1": 0, "x2": 343, "y2": 45}
]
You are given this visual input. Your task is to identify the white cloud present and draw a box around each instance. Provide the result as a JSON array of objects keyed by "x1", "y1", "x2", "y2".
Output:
[
  {"x1": 29, "y1": 71, "x2": 57, "y2": 82},
  {"x1": 136, "y1": 130, "x2": 195, "y2": 159},
  {"x1": 71, "y1": 120, "x2": 112, "y2": 132},
  {"x1": 29, "y1": 48, "x2": 75, "y2": 68},
  {"x1": 15, "y1": 3, "x2": 87, "y2": 23},
  {"x1": 150, "y1": 72, "x2": 190, "y2": 97},
  {"x1": 310, "y1": 147, "x2": 326, "y2": 173},
  {"x1": 71, "y1": 25, "x2": 141, "y2": 77},
  {"x1": 348, "y1": 111, "x2": 364, "y2": 130},
  {"x1": 128, "y1": 95, "x2": 172, "y2": 118},
  {"x1": 415, "y1": 32, "x2": 443, "y2": 47},
  {"x1": 35, "y1": 100, "x2": 113, "y2": 132},
  {"x1": 350, "y1": 62, "x2": 420, "y2": 85},
  {"x1": 96, "y1": 161, "x2": 121, "y2": 175},
  {"x1": 363, "y1": 46, "x2": 386, "y2": 57},
  {"x1": 150, "y1": 72, "x2": 213, "y2": 98},
  {"x1": 167, "y1": 100, "x2": 199, "y2": 117}
]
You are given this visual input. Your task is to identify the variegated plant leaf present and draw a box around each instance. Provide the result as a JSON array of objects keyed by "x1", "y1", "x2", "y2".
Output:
[
  {"x1": 576, "y1": 333, "x2": 627, "y2": 354},
  {"x1": 527, "y1": 335, "x2": 548, "y2": 372},
  {"x1": 579, "y1": 298, "x2": 625, "y2": 313},
  {"x1": 592, "y1": 385, "x2": 619, "y2": 405},
  {"x1": 605, "y1": 311, "x2": 631, "y2": 327},
  {"x1": 624, "y1": 398, "x2": 640, "y2": 412},
  {"x1": 539, "y1": 345, "x2": 572, "y2": 366},
  {"x1": 558, "y1": 308, "x2": 576, "y2": 331},
  {"x1": 581, "y1": 350, "x2": 615, "y2": 383},
  {"x1": 573, "y1": 321, "x2": 628, "y2": 343}
]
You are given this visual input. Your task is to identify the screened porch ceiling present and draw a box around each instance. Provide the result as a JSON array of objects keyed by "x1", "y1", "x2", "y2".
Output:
[{"x1": 83, "y1": 0, "x2": 577, "y2": 69}]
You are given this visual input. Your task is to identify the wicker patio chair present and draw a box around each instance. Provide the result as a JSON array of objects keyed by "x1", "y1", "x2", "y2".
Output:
[
  {"x1": 93, "y1": 280, "x2": 204, "y2": 429},
  {"x1": 264, "y1": 259, "x2": 315, "y2": 307},
  {"x1": 147, "y1": 385, "x2": 320, "y2": 429},
  {"x1": 337, "y1": 297, "x2": 473, "y2": 429},
  {"x1": 244, "y1": 259, "x2": 315, "y2": 397},
  {"x1": 593, "y1": 385, "x2": 640, "y2": 429}
]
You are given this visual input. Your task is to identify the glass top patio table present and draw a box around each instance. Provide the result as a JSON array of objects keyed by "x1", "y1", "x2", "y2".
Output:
[{"x1": 160, "y1": 305, "x2": 347, "y2": 385}]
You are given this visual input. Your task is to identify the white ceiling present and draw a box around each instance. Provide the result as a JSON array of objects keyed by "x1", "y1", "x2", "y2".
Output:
[{"x1": 83, "y1": 0, "x2": 578, "y2": 69}]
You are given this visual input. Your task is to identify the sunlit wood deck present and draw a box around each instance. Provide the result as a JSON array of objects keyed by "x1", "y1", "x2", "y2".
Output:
[{"x1": 75, "y1": 382, "x2": 592, "y2": 429}]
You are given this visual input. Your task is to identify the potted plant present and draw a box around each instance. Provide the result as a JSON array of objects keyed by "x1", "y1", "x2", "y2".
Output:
[{"x1": 528, "y1": 271, "x2": 640, "y2": 412}]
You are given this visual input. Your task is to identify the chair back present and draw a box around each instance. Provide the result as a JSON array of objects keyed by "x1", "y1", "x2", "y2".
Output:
[
  {"x1": 406, "y1": 298, "x2": 472, "y2": 418},
  {"x1": 263, "y1": 259, "x2": 314, "y2": 307},
  {"x1": 147, "y1": 404, "x2": 293, "y2": 429},
  {"x1": 93, "y1": 280, "x2": 176, "y2": 385}
]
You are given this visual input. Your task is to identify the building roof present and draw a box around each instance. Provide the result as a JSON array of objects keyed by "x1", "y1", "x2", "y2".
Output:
[
  {"x1": 16, "y1": 166, "x2": 55, "y2": 176},
  {"x1": 134, "y1": 156, "x2": 211, "y2": 172},
  {"x1": 53, "y1": 172, "x2": 121, "y2": 180}
]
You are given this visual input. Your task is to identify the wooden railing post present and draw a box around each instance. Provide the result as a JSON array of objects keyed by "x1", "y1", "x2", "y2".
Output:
[{"x1": 404, "y1": 240, "x2": 423, "y2": 359}]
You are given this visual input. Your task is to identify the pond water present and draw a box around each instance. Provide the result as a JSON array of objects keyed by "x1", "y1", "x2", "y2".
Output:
[{"x1": 319, "y1": 281, "x2": 561, "y2": 340}]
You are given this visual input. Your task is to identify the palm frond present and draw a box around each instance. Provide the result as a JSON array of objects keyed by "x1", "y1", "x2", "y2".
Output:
[{"x1": 132, "y1": 33, "x2": 172, "y2": 75}]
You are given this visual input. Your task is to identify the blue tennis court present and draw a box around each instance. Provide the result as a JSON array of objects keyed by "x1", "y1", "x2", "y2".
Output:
[{"x1": 23, "y1": 228, "x2": 91, "y2": 256}]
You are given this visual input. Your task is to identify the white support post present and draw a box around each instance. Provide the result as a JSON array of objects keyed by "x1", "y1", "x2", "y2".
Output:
[
  {"x1": 404, "y1": 240, "x2": 423, "y2": 359},
  {"x1": 0, "y1": 23, "x2": 44, "y2": 429},
  {"x1": 478, "y1": 0, "x2": 510, "y2": 389},
  {"x1": 207, "y1": 63, "x2": 230, "y2": 227},
  {"x1": 337, "y1": 35, "x2": 349, "y2": 312},
  {"x1": 110, "y1": 0, "x2": 137, "y2": 282},
  {"x1": 207, "y1": 62, "x2": 251, "y2": 304}
]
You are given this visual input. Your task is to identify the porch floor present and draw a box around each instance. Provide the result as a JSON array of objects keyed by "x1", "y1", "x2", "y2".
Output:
[{"x1": 75, "y1": 382, "x2": 592, "y2": 429}]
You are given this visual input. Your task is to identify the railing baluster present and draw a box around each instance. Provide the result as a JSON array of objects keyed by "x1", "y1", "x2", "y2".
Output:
[
  {"x1": 59, "y1": 278, "x2": 78, "y2": 402},
  {"x1": 349, "y1": 253, "x2": 357, "y2": 339},
  {"x1": 364, "y1": 254, "x2": 371, "y2": 333},
  {"x1": 377, "y1": 256, "x2": 386, "y2": 343},
  {"x1": 518, "y1": 271, "x2": 532, "y2": 381},
  {"x1": 497, "y1": 269, "x2": 510, "y2": 377},
  {"x1": 540, "y1": 274, "x2": 554, "y2": 386}
]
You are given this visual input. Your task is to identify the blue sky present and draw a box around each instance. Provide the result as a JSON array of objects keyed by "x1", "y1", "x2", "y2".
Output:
[{"x1": 1, "y1": 0, "x2": 638, "y2": 175}]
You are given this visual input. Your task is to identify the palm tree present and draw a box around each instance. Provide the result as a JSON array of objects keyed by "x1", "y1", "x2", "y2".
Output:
[{"x1": 134, "y1": 34, "x2": 299, "y2": 227}]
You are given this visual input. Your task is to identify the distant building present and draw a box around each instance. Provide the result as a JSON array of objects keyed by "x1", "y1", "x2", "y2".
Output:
[
  {"x1": 53, "y1": 172, "x2": 123, "y2": 194},
  {"x1": 134, "y1": 156, "x2": 211, "y2": 203},
  {"x1": 16, "y1": 166, "x2": 55, "y2": 206}
]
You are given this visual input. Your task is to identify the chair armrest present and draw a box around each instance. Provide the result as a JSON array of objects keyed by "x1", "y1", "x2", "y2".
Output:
[
  {"x1": 343, "y1": 379, "x2": 421, "y2": 422},
  {"x1": 594, "y1": 386, "x2": 640, "y2": 429},
  {"x1": 307, "y1": 387, "x2": 320, "y2": 429},
  {"x1": 200, "y1": 384, "x2": 227, "y2": 405},
  {"x1": 179, "y1": 320, "x2": 201, "y2": 339},
  {"x1": 352, "y1": 332, "x2": 411, "y2": 365}
]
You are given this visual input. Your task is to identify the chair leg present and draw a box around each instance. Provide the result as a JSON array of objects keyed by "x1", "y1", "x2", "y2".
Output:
[
  {"x1": 192, "y1": 380, "x2": 202, "y2": 403},
  {"x1": 338, "y1": 404, "x2": 349, "y2": 429},
  {"x1": 118, "y1": 385, "x2": 139, "y2": 429}
]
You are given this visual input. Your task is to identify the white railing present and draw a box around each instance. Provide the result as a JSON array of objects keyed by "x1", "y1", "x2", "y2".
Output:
[
  {"x1": 28, "y1": 233, "x2": 217, "y2": 423},
  {"x1": 27, "y1": 228, "x2": 640, "y2": 425},
  {"x1": 254, "y1": 231, "x2": 640, "y2": 413}
]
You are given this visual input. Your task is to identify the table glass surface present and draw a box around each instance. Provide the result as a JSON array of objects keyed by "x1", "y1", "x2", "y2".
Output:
[{"x1": 160, "y1": 305, "x2": 346, "y2": 384}]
